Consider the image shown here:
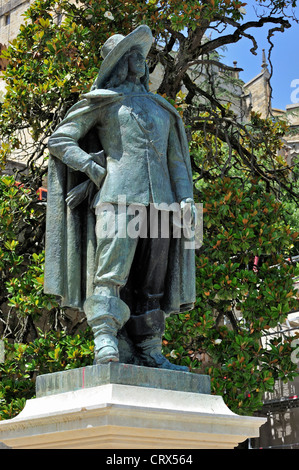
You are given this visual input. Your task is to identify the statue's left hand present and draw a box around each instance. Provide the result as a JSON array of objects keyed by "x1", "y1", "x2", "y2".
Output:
[{"x1": 66, "y1": 180, "x2": 93, "y2": 209}]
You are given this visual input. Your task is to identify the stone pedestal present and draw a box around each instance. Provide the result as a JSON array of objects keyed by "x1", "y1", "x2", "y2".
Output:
[{"x1": 0, "y1": 364, "x2": 266, "y2": 449}]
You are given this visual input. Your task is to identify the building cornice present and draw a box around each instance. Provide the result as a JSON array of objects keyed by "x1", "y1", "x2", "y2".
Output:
[{"x1": 0, "y1": 0, "x2": 28, "y2": 17}]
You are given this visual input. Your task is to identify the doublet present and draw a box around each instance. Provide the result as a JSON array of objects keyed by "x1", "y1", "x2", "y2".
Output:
[{"x1": 48, "y1": 84, "x2": 193, "y2": 207}]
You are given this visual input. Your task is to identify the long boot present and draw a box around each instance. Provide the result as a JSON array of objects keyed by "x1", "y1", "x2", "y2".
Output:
[
  {"x1": 84, "y1": 294, "x2": 130, "y2": 364},
  {"x1": 126, "y1": 309, "x2": 188, "y2": 372}
]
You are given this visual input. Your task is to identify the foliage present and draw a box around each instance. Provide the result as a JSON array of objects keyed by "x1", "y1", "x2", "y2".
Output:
[
  {"x1": 164, "y1": 173, "x2": 299, "y2": 415},
  {"x1": 0, "y1": 175, "x2": 58, "y2": 340},
  {"x1": 0, "y1": 0, "x2": 297, "y2": 193},
  {"x1": 0, "y1": 0, "x2": 298, "y2": 418},
  {"x1": 0, "y1": 329, "x2": 94, "y2": 420}
]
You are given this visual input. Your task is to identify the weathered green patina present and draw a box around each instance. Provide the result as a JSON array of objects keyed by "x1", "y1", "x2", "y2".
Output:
[{"x1": 44, "y1": 25, "x2": 195, "y2": 370}]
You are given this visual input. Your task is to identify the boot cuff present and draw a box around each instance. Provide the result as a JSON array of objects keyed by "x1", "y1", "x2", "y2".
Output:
[{"x1": 83, "y1": 294, "x2": 130, "y2": 328}]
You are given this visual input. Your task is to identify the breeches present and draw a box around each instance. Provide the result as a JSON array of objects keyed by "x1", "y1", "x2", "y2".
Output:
[{"x1": 94, "y1": 204, "x2": 171, "y2": 315}]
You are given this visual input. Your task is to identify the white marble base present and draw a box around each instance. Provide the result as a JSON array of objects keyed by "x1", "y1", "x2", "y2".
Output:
[{"x1": 0, "y1": 383, "x2": 266, "y2": 449}]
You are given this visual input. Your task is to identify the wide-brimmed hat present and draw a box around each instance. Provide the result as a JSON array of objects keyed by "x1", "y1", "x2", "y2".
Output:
[{"x1": 92, "y1": 25, "x2": 153, "y2": 90}]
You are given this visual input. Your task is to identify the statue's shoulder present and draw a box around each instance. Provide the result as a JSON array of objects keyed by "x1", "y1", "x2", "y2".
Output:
[{"x1": 54, "y1": 89, "x2": 124, "y2": 129}]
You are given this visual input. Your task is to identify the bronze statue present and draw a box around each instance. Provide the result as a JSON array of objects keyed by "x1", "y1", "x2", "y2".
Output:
[{"x1": 44, "y1": 25, "x2": 196, "y2": 371}]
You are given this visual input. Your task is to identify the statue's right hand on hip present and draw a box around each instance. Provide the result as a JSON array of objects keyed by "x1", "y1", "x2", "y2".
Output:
[{"x1": 82, "y1": 151, "x2": 106, "y2": 188}]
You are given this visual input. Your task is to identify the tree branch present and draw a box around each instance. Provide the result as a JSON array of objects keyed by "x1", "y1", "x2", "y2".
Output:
[{"x1": 199, "y1": 15, "x2": 291, "y2": 56}]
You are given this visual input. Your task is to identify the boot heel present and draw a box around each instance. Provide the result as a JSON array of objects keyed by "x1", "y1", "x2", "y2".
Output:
[{"x1": 126, "y1": 309, "x2": 189, "y2": 371}]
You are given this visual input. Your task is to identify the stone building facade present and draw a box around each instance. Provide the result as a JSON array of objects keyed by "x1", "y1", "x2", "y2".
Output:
[
  {"x1": 0, "y1": 0, "x2": 30, "y2": 74},
  {"x1": 0, "y1": 0, "x2": 30, "y2": 45}
]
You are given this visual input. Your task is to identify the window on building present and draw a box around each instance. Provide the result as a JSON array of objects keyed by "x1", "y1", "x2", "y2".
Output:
[{"x1": 4, "y1": 14, "x2": 10, "y2": 26}]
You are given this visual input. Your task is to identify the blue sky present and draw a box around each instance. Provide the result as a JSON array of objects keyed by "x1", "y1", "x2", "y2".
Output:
[{"x1": 218, "y1": 1, "x2": 299, "y2": 110}]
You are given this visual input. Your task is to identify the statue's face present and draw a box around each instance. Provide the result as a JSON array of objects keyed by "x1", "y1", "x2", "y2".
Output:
[{"x1": 128, "y1": 49, "x2": 146, "y2": 78}]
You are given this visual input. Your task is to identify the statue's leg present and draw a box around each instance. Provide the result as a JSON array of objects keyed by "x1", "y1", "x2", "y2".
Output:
[
  {"x1": 84, "y1": 291, "x2": 130, "y2": 363},
  {"x1": 84, "y1": 204, "x2": 138, "y2": 364},
  {"x1": 125, "y1": 207, "x2": 188, "y2": 371}
]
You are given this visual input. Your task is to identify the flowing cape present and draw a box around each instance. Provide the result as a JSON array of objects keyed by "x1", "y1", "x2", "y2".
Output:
[{"x1": 44, "y1": 90, "x2": 196, "y2": 315}]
